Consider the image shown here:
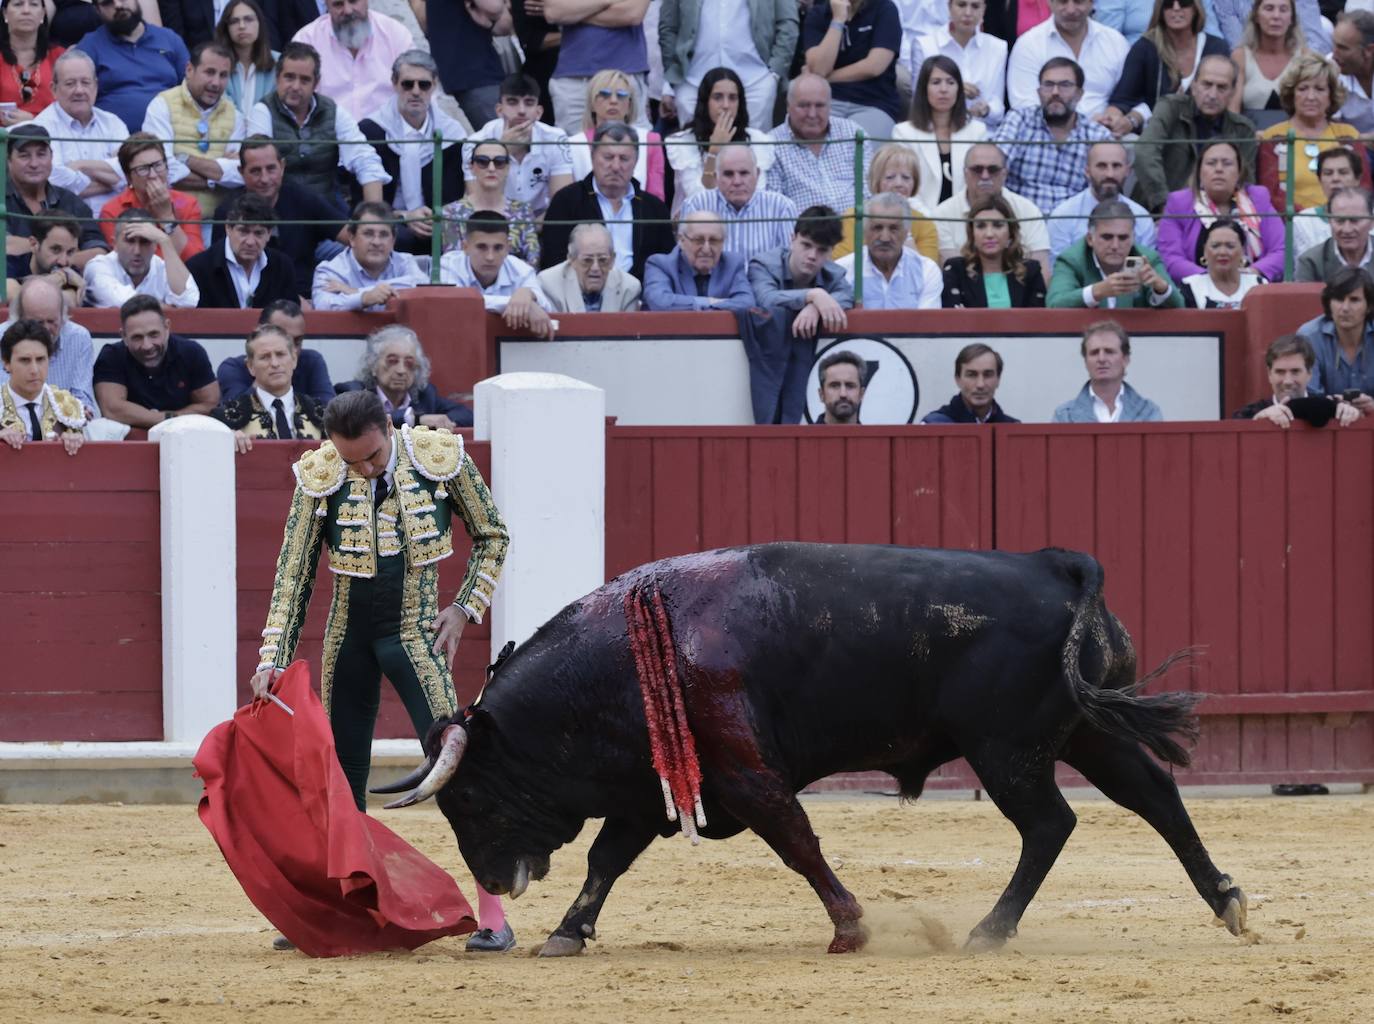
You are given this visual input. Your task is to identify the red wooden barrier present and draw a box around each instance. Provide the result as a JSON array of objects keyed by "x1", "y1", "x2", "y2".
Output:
[{"x1": 0, "y1": 443, "x2": 161, "y2": 741}]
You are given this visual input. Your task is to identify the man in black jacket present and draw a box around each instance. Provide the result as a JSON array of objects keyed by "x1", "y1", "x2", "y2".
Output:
[
  {"x1": 922, "y1": 343, "x2": 1021, "y2": 424},
  {"x1": 540, "y1": 121, "x2": 674, "y2": 281},
  {"x1": 337, "y1": 324, "x2": 473, "y2": 428},
  {"x1": 188, "y1": 193, "x2": 300, "y2": 308}
]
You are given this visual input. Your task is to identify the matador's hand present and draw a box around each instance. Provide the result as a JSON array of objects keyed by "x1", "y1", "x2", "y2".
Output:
[
  {"x1": 431, "y1": 605, "x2": 468, "y2": 668},
  {"x1": 250, "y1": 666, "x2": 285, "y2": 700}
]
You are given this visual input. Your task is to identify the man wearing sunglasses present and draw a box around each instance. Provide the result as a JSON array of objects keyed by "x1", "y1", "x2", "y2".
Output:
[
  {"x1": 932, "y1": 141, "x2": 1051, "y2": 274},
  {"x1": 142, "y1": 42, "x2": 247, "y2": 219},
  {"x1": 74, "y1": 0, "x2": 190, "y2": 132}
]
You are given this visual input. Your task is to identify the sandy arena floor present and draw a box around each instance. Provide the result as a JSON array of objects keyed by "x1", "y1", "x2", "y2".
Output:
[{"x1": 2, "y1": 793, "x2": 1372, "y2": 1023}]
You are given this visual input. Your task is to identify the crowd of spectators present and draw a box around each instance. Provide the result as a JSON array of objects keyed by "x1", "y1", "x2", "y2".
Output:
[{"x1": 2, "y1": 0, "x2": 1374, "y2": 432}]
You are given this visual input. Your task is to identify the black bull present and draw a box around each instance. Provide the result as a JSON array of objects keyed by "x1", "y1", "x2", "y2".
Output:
[{"x1": 375, "y1": 543, "x2": 1248, "y2": 955}]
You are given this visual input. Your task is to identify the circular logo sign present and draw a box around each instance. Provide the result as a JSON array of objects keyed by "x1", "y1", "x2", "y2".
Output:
[{"x1": 806, "y1": 336, "x2": 919, "y2": 424}]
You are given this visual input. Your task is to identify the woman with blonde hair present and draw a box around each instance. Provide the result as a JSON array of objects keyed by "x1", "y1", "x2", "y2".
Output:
[
  {"x1": 1258, "y1": 53, "x2": 1370, "y2": 211},
  {"x1": 832, "y1": 143, "x2": 940, "y2": 261},
  {"x1": 568, "y1": 68, "x2": 665, "y2": 200},
  {"x1": 940, "y1": 194, "x2": 1046, "y2": 308},
  {"x1": 1101, "y1": 0, "x2": 1229, "y2": 135},
  {"x1": 1229, "y1": 0, "x2": 1308, "y2": 122}
]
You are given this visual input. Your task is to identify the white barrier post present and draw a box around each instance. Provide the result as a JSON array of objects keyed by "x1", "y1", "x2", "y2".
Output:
[
  {"x1": 150, "y1": 416, "x2": 237, "y2": 744},
  {"x1": 475, "y1": 373, "x2": 605, "y2": 658}
]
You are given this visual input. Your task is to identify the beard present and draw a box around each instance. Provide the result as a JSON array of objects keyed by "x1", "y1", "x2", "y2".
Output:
[
  {"x1": 334, "y1": 17, "x2": 372, "y2": 49},
  {"x1": 1042, "y1": 103, "x2": 1074, "y2": 128},
  {"x1": 1093, "y1": 180, "x2": 1121, "y2": 199},
  {"x1": 109, "y1": 7, "x2": 144, "y2": 36}
]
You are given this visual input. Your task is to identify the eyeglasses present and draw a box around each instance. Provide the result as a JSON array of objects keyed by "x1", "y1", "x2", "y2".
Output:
[
  {"x1": 596, "y1": 88, "x2": 631, "y2": 101},
  {"x1": 130, "y1": 158, "x2": 168, "y2": 178},
  {"x1": 18, "y1": 68, "x2": 34, "y2": 105},
  {"x1": 1330, "y1": 214, "x2": 1372, "y2": 227},
  {"x1": 471, "y1": 154, "x2": 511, "y2": 168},
  {"x1": 1037, "y1": 79, "x2": 1078, "y2": 94},
  {"x1": 966, "y1": 164, "x2": 1004, "y2": 177},
  {"x1": 576, "y1": 255, "x2": 612, "y2": 268},
  {"x1": 196, "y1": 117, "x2": 210, "y2": 153},
  {"x1": 399, "y1": 78, "x2": 434, "y2": 92}
]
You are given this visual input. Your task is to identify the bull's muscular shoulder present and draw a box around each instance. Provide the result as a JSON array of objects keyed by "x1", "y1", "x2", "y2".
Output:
[
  {"x1": 402, "y1": 424, "x2": 465, "y2": 482},
  {"x1": 292, "y1": 440, "x2": 347, "y2": 497}
]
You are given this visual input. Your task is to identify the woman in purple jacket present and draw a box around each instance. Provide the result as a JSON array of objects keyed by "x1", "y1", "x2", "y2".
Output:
[{"x1": 1156, "y1": 139, "x2": 1286, "y2": 283}]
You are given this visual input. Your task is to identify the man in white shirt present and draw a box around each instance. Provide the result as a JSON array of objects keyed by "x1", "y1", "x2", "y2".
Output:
[
  {"x1": 462, "y1": 73, "x2": 574, "y2": 218},
  {"x1": 1052, "y1": 320, "x2": 1163, "y2": 423},
  {"x1": 1006, "y1": 0, "x2": 1128, "y2": 121},
  {"x1": 836, "y1": 191, "x2": 942, "y2": 309},
  {"x1": 33, "y1": 51, "x2": 129, "y2": 216},
  {"x1": 1049, "y1": 141, "x2": 1156, "y2": 262},
  {"x1": 1292, "y1": 147, "x2": 1365, "y2": 254},
  {"x1": 312, "y1": 200, "x2": 428, "y2": 310},
  {"x1": 933, "y1": 142, "x2": 1051, "y2": 272},
  {"x1": 83, "y1": 210, "x2": 200, "y2": 308},
  {"x1": 1333, "y1": 12, "x2": 1374, "y2": 134},
  {"x1": 212, "y1": 322, "x2": 327, "y2": 453},
  {"x1": 913, "y1": 0, "x2": 1007, "y2": 125},
  {"x1": 440, "y1": 210, "x2": 556, "y2": 339}
]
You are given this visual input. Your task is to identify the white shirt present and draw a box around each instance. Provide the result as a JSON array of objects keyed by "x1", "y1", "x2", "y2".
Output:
[
  {"x1": 437, "y1": 251, "x2": 550, "y2": 311},
  {"x1": 913, "y1": 27, "x2": 1008, "y2": 126},
  {"x1": 142, "y1": 89, "x2": 246, "y2": 188},
  {"x1": 33, "y1": 101, "x2": 130, "y2": 214},
  {"x1": 82, "y1": 250, "x2": 200, "y2": 308},
  {"x1": 7, "y1": 383, "x2": 44, "y2": 439},
  {"x1": 893, "y1": 0, "x2": 950, "y2": 68},
  {"x1": 224, "y1": 237, "x2": 267, "y2": 308},
  {"x1": 464, "y1": 119, "x2": 574, "y2": 217},
  {"x1": 255, "y1": 385, "x2": 295, "y2": 432},
  {"x1": 390, "y1": 110, "x2": 431, "y2": 214},
  {"x1": 1091, "y1": 387, "x2": 1126, "y2": 423},
  {"x1": 1292, "y1": 208, "x2": 1332, "y2": 254},
  {"x1": 593, "y1": 178, "x2": 637, "y2": 274},
  {"x1": 248, "y1": 97, "x2": 391, "y2": 185},
  {"x1": 836, "y1": 246, "x2": 943, "y2": 310},
  {"x1": 1007, "y1": 17, "x2": 1129, "y2": 120},
  {"x1": 933, "y1": 187, "x2": 1049, "y2": 255},
  {"x1": 571, "y1": 130, "x2": 653, "y2": 198},
  {"x1": 1339, "y1": 74, "x2": 1374, "y2": 133},
  {"x1": 685, "y1": 0, "x2": 770, "y2": 89}
]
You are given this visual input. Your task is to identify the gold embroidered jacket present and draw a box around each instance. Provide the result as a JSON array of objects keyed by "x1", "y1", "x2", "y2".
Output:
[
  {"x1": 1, "y1": 384, "x2": 85, "y2": 439},
  {"x1": 256, "y1": 425, "x2": 509, "y2": 672},
  {"x1": 211, "y1": 390, "x2": 326, "y2": 440}
]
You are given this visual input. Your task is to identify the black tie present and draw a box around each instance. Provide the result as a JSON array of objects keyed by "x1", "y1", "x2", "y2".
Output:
[
  {"x1": 374, "y1": 474, "x2": 389, "y2": 507},
  {"x1": 272, "y1": 397, "x2": 292, "y2": 439},
  {"x1": 25, "y1": 401, "x2": 42, "y2": 441},
  {"x1": 694, "y1": 273, "x2": 710, "y2": 297}
]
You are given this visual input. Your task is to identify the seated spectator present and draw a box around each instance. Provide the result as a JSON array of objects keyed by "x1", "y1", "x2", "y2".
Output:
[
  {"x1": 1156, "y1": 140, "x2": 1284, "y2": 283},
  {"x1": 438, "y1": 210, "x2": 556, "y2": 340},
  {"x1": 664, "y1": 67, "x2": 775, "y2": 214},
  {"x1": 1134, "y1": 54, "x2": 1256, "y2": 213},
  {"x1": 567, "y1": 69, "x2": 665, "y2": 201},
  {"x1": 1007, "y1": 0, "x2": 1127, "y2": 121},
  {"x1": 212, "y1": 321, "x2": 325, "y2": 451},
  {"x1": 290, "y1": 0, "x2": 413, "y2": 122},
  {"x1": 1181, "y1": 218, "x2": 1264, "y2": 307},
  {"x1": 211, "y1": 136, "x2": 346, "y2": 299},
  {"x1": 0, "y1": 319, "x2": 85, "y2": 453},
  {"x1": 536, "y1": 223, "x2": 642, "y2": 313},
  {"x1": 1048, "y1": 199, "x2": 1182, "y2": 308},
  {"x1": 1050, "y1": 141, "x2": 1156, "y2": 264},
  {"x1": 5, "y1": 123, "x2": 106, "y2": 268},
  {"x1": 186, "y1": 193, "x2": 297, "y2": 308},
  {"x1": 1332, "y1": 11, "x2": 1374, "y2": 135},
  {"x1": 336, "y1": 323, "x2": 472, "y2": 428},
  {"x1": 312, "y1": 200, "x2": 426, "y2": 310},
  {"x1": 1292, "y1": 147, "x2": 1365, "y2": 255},
  {"x1": 801, "y1": 0, "x2": 902, "y2": 137},
  {"x1": 216, "y1": 298, "x2": 334, "y2": 406},
  {"x1": 441, "y1": 141, "x2": 540, "y2": 266},
  {"x1": 1295, "y1": 187, "x2": 1374, "y2": 283},
  {"x1": 0, "y1": 0, "x2": 64, "y2": 122},
  {"x1": 1296, "y1": 267, "x2": 1374, "y2": 407},
  {"x1": 933, "y1": 142, "x2": 1050, "y2": 272},
  {"x1": 359, "y1": 50, "x2": 464, "y2": 255},
  {"x1": 541, "y1": 121, "x2": 675, "y2": 281},
  {"x1": 32, "y1": 50, "x2": 129, "y2": 216},
  {"x1": 921, "y1": 342, "x2": 1020, "y2": 423},
  {"x1": 6, "y1": 214, "x2": 85, "y2": 306},
  {"x1": 76, "y1": 0, "x2": 189, "y2": 131},
  {"x1": 892, "y1": 54, "x2": 989, "y2": 211},
  {"x1": 749, "y1": 204, "x2": 855, "y2": 339},
  {"x1": 679, "y1": 144, "x2": 797, "y2": 262},
  {"x1": 0, "y1": 275, "x2": 97, "y2": 416},
  {"x1": 1229, "y1": 0, "x2": 1309, "y2": 125},
  {"x1": 84, "y1": 209, "x2": 200, "y2": 308},
  {"x1": 143, "y1": 42, "x2": 246, "y2": 221},
  {"x1": 836, "y1": 192, "x2": 942, "y2": 309},
  {"x1": 1215, "y1": 0, "x2": 1326, "y2": 53},
  {"x1": 1053, "y1": 320, "x2": 1164, "y2": 422},
  {"x1": 832, "y1": 143, "x2": 940, "y2": 262},
  {"x1": 941, "y1": 194, "x2": 1047, "y2": 307},
  {"x1": 247, "y1": 42, "x2": 390, "y2": 209},
  {"x1": 911, "y1": 0, "x2": 1008, "y2": 127},
  {"x1": 99, "y1": 133, "x2": 205, "y2": 258},
  {"x1": 93, "y1": 293, "x2": 219, "y2": 427},
  {"x1": 1258, "y1": 54, "x2": 1370, "y2": 213},
  {"x1": 642, "y1": 212, "x2": 753, "y2": 311},
  {"x1": 1233, "y1": 331, "x2": 1363, "y2": 426},
  {"x1": 992, "y1": 57, "x2": 1113, "y2": 216},
  {"x1": 1101, "y1": 0, "x2": 1229, "y2": 135},
  {"x1": 814, "y1": 348, "x2": 865, "y2": 424},
  {"x1": 463, "y1": 73, "x2": 573, "y2": 221},
  {"x1": 216, "y1": 0, "x2": 278, "y2": 109},
  {"x1": 767, "y1": 73, "x2": 873, "y2": 214}
]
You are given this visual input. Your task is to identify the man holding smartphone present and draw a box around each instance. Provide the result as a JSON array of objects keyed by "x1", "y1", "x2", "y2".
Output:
[
  {"x1": 1296, "y1": 266, "x2": 1374, "y2": 416},
  {"x1": 1046, "y1": 200, "x2": 1182, "y2": 309}
]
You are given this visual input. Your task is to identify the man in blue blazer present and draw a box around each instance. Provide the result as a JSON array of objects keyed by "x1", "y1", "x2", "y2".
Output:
[
  {"x1": 1053, "y1": 320, "x2": 1164, "y2": 423},
  {"x1": 641, "y1": 213, "x2": 756, "y2": 312}
]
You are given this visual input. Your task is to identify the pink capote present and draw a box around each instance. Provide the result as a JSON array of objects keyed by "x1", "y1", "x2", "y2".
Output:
[{"x1": 193, "y1": 662, "x2": 476, "y2": 957}]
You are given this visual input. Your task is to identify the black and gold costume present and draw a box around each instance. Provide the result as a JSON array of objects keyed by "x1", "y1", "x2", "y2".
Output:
[
  {"x1": 0, "y1": 383, "x2": 85, "y2": 439},
  {"x1": 257, "y1": 424, "x2": 509, "y2": 805},
  {"x1": 212, "y1": 390, "x2": 326, "y2": 440}
]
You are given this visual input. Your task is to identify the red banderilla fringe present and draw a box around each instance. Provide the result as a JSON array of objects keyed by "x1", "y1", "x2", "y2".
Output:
[{"x1": 625, "y1": 580, "x2": 706, "y2": 844}]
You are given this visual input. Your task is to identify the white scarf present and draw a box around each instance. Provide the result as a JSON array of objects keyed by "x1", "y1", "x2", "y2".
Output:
[{"x1": 368, "y1": 97, "x2": 466, "y2": 213}]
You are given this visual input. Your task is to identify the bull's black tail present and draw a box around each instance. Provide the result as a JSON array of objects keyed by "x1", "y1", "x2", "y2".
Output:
[{"x1": 1058, "y1": 553, "x2": 1204, "y2": 767}]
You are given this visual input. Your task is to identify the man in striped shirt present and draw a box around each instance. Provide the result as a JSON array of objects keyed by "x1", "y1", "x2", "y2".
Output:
[{"x1": 680, "y1": 145, "x2": 797, "y2": 261}]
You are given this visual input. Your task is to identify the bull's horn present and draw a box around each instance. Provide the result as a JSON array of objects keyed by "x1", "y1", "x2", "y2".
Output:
[
  {"x1": 510, "y1": 858, "x2": 530, "y2": 900},
  {"x1": 383, "y1": 725, "x2": 468, "y2": 809},
  {"x1": 368, "y1": 756, "x2": 434, "y2": 795}
]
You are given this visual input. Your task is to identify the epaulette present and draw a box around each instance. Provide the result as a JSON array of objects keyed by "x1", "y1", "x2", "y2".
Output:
[
  {"x1": 402, "y1": 423, "x2": 465, "y2": 483},
  {"x1": 48, "y1": 386, "x2": 86, "y2": 431},
  {"x1": 293, "y1": 440, "x2": 348, "y2": 497},
  {"x1": 214, "y1": 394, "x2": 256, "y2": 430}
]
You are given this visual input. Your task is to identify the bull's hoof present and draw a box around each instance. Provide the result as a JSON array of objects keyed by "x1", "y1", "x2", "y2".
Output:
[
  {"x1": 827, "y1": 923, "x2": 869, "y2": 954},
  {"x1": 538, "y1": 933, "x2": 586, "y2": 957},
  {"x1": 1217, "y1": 877, "x2": 1248, "y2": 937},
  {"x1": 963, "y1": 925, "x2": 1012, "y2": 952}
]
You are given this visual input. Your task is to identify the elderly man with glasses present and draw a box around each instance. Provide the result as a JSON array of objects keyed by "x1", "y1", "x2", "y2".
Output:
[
  {"x1": 536, "y1": 223, "x2": 642, "y2": 312},
  {"x1": 641, "y1": 211, "x2": 753, "y2": 311},
  {"x1": 98, "y1": 132, "x2": 207, "y2": 258}
]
